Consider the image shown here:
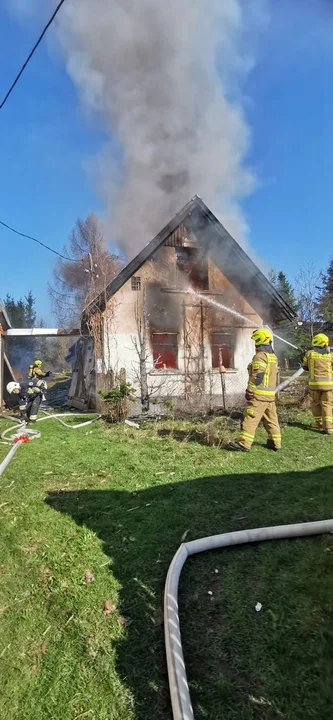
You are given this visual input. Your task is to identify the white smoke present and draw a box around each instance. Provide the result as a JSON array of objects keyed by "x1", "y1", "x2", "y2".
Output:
[{"x1": 7, "y1": 0, "x2": 269, "y2": 256}]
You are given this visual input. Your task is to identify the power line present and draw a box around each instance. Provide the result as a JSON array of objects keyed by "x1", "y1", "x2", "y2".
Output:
[
  {"x1": 0, "y1": 219, "x2": 74, "y2": 262},
  {"x1": 0, "y1": 0, "x2": 67, "y2": 110}
]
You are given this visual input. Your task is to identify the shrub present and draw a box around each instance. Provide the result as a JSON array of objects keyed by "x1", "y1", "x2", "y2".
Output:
[{"x1": 99, "y1": 382, "x2": 136, "y2": 422}]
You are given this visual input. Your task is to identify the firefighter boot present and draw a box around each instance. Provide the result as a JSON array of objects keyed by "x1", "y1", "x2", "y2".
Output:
[
  {"x1": 266, "y1": 439, "x2": 281, "y2": 451},
  {"x1": 228, "y1": 441, "x2": 249, "y2": 452}
]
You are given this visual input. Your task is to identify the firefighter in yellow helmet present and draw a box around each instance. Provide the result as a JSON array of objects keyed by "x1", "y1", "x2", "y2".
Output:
[
  {"x1": 228, "y1": 328, "x2": 281, "y2": 452},
  {"x1": 28, "y1": 359, "x2": 50, "y2": 380},
  {"x1": 302, "y1": 334, "x2": 333, "y2": 434}
]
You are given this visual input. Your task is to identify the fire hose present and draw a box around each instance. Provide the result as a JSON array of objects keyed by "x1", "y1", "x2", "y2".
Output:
[
  {"x1": 276, "y1": 366, "x2": 304, "y2": 393},
  {"x1": 164, "y1": 519, "x2": 333, "y2": 720},
  {"x1": 0, "y1": 411, "x2": 101, "y2": 477}
]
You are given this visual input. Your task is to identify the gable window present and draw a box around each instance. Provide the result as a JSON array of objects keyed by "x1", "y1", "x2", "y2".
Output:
[
  {"x1": 131, "y1": 276, "x2": 141, "y2": 291},
  {"x1": 211, "y1": 332, "x2": 234, "y2": 369},
  {"x1": 176, "y1": 248, "x2": 209, "y2": 291},
  {"x1": 152, "y1": 333, "x2": 178, "y2": 369}
]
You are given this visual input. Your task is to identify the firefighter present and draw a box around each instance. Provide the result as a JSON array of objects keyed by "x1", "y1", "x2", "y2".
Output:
[
  {"x1": 7, "y1": 377, "x2": 47, "y2": 423},
  {"x1": 228, "y1": 328, "x2": 281, "y2": 452},
  {"x1": 302, "y1": 334, "x2": 333, "y2": 434},
  {"x1": 28, "y1": 359, "x2": 51, "y2": 380}
]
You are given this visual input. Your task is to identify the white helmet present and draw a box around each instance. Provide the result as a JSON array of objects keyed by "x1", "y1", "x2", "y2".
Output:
[{"x1": 6, "y1": 382, "x2": 21, "y2": 394}]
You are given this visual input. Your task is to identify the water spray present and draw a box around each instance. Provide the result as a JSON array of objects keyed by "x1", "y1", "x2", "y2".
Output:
[
  {"x1": 186, "y1": 288, "x2": 304, "y2": 393},
  {"x1": 188, "y1": 289, "x2": 301, "y2": 350}
]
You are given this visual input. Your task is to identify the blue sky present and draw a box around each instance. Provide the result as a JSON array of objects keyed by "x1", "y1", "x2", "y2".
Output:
[{"x1": 0, "y1": 1, "x2": 333, "y2": 323}]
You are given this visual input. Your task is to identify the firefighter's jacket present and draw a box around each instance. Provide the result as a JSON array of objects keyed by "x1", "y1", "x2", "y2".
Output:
[
  {"x1": 247, "y1": 344, "x2": 278, "y2": 402},
  {"x1": 303, "y1": 347, "x2": 333, "y2": 390},
  {"x1": 19, "y1": 378, "x2": 47, "y2": 408},
  {"x1": 28, "y1": 364, "x2": 47, "y2": 380}
]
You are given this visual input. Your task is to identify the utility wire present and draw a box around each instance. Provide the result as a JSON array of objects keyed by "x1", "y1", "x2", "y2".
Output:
[
  {"x1": 0, "y1": 0, "x2": 67, "y2": 110},
  {"x1": 0, "y1": 219, "x2": 74, "y2": 262}
]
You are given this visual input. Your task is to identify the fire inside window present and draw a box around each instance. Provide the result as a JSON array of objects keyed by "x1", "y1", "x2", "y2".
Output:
[
  {"x1": 211, "y1": 333, "x2": 234, "y2": 369},
  {"x1": 176, "y1": 248, "x2": 209, "y2": 291},
  {"x1": 152, "y1": 333, "x2": 178, "y2": 369},
  {"x1": 131, "y1": 276, "x2": 141, "y2": 291}
]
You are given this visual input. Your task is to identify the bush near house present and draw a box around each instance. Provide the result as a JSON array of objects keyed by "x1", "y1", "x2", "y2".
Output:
[{"x1": 99, "y1": 381, "x2": 136, "y2": 422}]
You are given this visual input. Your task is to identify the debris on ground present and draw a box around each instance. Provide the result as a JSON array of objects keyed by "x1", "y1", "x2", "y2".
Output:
[
  {"x1": 103, "y1": 600, "x2": 117, "y2": 615},
  {"x1": 255, "y1": 602, "x2": 262, "y2": 612},
  {"x1": 118, "y1": 615, "x2": 132, "y2": 627},
  {"x1": 125, "y1": 419, "x2": 140, "y2": 429},
  {"x1": 85, "y1": 571, "x2": 95, "y2": 584}
]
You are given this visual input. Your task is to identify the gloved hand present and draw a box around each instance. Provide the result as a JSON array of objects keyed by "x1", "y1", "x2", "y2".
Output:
[
  {"x1": 45, "y1": 371, "x2": 51, "y2": 377},
  {"x1": 245, "y1": 389, "x2": 254, "y2": 402}
]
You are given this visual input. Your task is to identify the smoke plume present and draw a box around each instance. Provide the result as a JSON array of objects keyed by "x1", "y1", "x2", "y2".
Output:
[{"x1": 8, "y1": 0, "x2": 268, "y2": 256}]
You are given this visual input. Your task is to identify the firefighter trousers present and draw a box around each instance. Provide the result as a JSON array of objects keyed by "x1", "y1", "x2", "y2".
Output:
[
  {"x1": 309, "y1": 389, "x2": 333, "y2": 431},
  {"x1": 239, "y1": 398, "x2": 281, "y2": 450},
  {"x1": 26, "y1": 395, "x2": 42, "y2": 422}
]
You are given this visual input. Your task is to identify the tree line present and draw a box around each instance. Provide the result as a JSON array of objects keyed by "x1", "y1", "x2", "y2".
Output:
[{"x1": 270, "y1": 261, "x2": 333, "y2": 366}]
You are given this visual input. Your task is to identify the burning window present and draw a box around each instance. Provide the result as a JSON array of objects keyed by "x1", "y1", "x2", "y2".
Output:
[
  {"x1": 176, "y1": 248, "x2": 208, "y2": 290},
  {"x1": 131, "y1": 276, "x2": 141, "y2": 291},
  {"x1": 211, "y1": 333, "x2": 234, "y2": 369},
  {"x1": 152, "y1": 333, "x2": 178, "y2": 369}
]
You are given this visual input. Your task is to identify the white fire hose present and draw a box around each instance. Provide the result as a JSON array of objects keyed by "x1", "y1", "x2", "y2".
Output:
[
  {"x1": 165, "y1": 519, "x2": 333, "y2": 720},
  {"x1": 276, "y1": 366, "x2": 304, "y2": 393},
  {"x1": 0, "y1": 411, "x2": 101, "y2": 477}
]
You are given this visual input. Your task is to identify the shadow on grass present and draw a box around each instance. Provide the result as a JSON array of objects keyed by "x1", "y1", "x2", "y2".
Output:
[
  {"x1": 46, "y1": 465, "x2": 333, "y2": 720},
  {"x1": 286, "y1": 421, "x2": 324, "y2": 433}
]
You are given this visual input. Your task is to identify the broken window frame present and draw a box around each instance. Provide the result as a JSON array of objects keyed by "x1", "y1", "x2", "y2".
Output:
[
  {"x1": 152, "y1": 332, "x2": 178, "y2": 370},
  {"x1": 211, "y1": 332, "x2": 234, "y2": 370},
  {"x1": 131, "y1": 276, "x2": 141, "y2": 291},
  {"x1": 176, "y1": 247, "x2": 209, "y2": 291}
]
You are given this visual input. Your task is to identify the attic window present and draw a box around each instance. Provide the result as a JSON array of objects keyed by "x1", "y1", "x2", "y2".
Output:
[
  {"x1": 211, "y1": 332, "x2": 234, "y2": 369},
  {"x1": 176, "y1": 248, "x2": 209, "y2": 291},
  {"x1": 152, "y1": 333, "x2": 178, "y2": 369},
  {"x1": 131, "y1": 276, "x2": 141, "y2": 291}
]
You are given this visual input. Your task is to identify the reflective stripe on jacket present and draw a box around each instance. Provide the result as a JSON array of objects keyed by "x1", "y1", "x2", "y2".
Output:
[
  {"x1": 247, "y1": 350, "x2": 278, "y2": 401},
  {"x1": 303, "y1": 349, "x2": 333, "y2": 390}
]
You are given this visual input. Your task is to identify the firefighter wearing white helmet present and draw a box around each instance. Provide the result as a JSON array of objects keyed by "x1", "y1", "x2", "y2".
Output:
[
  {"x1": 302, "y1": 333, "x2": 333, "y2": 434},
  {"x1": 229, "y1": 328, "x2": 281, "y2": 452},
  {"x1": 6, "y1": 377, "x2": 47, "y2": 423}
]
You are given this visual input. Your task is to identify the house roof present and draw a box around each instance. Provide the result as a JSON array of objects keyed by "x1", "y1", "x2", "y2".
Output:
[{"x1": 84, "y1": 196, "x2": 296, "y2": 324}]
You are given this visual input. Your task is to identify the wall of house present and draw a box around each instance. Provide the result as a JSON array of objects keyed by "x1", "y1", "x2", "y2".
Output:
[{"x1": 102, "y1": 243, "x2": 263, "y2": 410}]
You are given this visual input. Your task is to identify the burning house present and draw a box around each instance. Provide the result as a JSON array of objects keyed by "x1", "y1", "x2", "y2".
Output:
[{"x1": 83, "y1": 197, "x2": 296, "y2": 412}]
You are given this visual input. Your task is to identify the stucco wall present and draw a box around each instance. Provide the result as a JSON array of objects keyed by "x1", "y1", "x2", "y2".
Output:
[{"x1": 101, "y1": 245, "x2": 262, "y2": 409}]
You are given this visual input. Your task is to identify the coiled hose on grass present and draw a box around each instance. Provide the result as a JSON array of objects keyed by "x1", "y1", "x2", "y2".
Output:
[
  {"x1": 0, "y1": 410, "x2": 101, "y2": 477},
  {"x1": 165, "y1": 519, "x2": 333, "y2": 720}
]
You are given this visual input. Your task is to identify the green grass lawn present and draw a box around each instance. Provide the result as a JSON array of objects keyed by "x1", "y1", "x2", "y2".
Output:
[{"x1": 1, "y1": 411, "x2": 333, "y2": 719}]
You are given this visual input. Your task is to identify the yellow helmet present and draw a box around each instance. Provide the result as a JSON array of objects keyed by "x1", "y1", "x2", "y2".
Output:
[
  {"x1": 251, "y1": 328, "x2": 273, "y2": 347},
  {"x1": 34, "y1": 359, "x2": 42, "y2": 367},
  {"x1": 312, "y1": 333, "x2": 329, "y2": 347}
]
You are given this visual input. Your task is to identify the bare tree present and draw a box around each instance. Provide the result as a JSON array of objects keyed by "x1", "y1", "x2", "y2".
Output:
[
  {"x1": 295, "y1": 264, "x2": 321, "y2": 340},
  {"x1": 49, "y1": 213, "x2": 122, "y2": 326},
  {"x1": 130, "y1": 286, "x2": 180, "y2": 412},
  {"x1": 131, "y1": 288, "x2": 150, "y2": 412}
]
